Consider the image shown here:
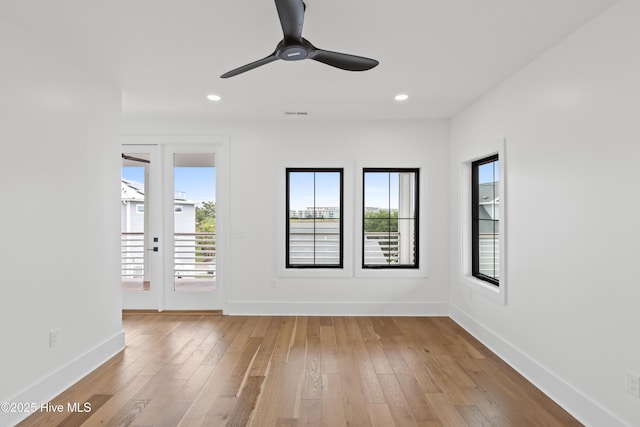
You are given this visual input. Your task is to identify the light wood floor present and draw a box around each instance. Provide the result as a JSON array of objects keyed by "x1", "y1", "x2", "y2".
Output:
[{"x1": 18, "y1": 315, "x2": 582, "y2": 427}]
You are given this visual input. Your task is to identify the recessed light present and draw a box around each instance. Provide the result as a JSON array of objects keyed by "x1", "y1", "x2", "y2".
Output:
[
  {"x1": 394, "y1": 93, "x2": 409, "y2": 102},
  {"x1": 206, "y1": 94, "x2": 221, "y2": 102}
]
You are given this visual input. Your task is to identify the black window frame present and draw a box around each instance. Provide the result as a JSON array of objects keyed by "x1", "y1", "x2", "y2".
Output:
[
  {"x1": 362, "y1": 168, "x2": 419, "y2": 269},
  {"x1": 471, "y1": 154, "x2": 500, "y2": 286},
  {"x1": 286, "y1": 168, "x2": 344, "y2": 269}
]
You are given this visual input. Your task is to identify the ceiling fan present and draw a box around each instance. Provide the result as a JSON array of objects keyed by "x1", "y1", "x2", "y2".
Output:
[{"x1": 220, "y1": 0, "x2": 379, "y2": 78}]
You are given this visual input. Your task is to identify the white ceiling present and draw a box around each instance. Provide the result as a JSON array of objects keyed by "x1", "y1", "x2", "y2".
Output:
[{"x1": 0, "y1": 0, "x2": 617, "y2": 120}]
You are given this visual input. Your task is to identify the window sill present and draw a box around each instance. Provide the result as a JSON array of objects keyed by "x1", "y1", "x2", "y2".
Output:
[
  {"x1": 461, "y1": 274, "x2": 506, "y2": 304},
  {"x1": 278, "y1": 268, "x2": 353, "y2": 278},
  {"x1": 356, "y1": 267, "x2": 427, "y2": 279}
]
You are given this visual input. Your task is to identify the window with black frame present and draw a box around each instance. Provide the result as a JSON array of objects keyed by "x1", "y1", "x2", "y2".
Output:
[
  {"x1": 363, "y1": 168, "x2": 419, "y2": 268},
  {"x1": 286, "y1": 168, "x2": 343, "y2": 268},
  {"x1": 472, "y1": 155, "x2": 499, "y2": 285}
]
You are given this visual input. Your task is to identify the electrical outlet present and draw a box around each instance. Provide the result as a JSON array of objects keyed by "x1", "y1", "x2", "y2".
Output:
[
  {"x1": 626, "y1": 371, "x2": 640, "y2": 398},
  {"x1": 50, "y1": 329, "x2": 59, "y2": 348}
]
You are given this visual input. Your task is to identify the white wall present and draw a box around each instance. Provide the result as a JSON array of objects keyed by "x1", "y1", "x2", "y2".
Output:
[
  {"x1": 123, "y1": 117, "x2": 450, "y2": 315},
  {"x1": 0, "y1": 17, "x2": 123, "y2": 426},
  {"x1": 449, "y1": 1, "x2": 640, "y2": 425}
]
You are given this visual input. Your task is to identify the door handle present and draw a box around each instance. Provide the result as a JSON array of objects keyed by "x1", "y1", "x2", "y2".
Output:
[{"x1": 146, "y1": 237, "x2": 159, "y2": 252}]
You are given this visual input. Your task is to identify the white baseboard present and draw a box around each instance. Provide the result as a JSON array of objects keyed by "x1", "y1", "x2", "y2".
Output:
[
  {"x1": 226, "y1": 301, "x2": 450, "y2": 316},
  {"x1": 449, "y1": 305, "x2": 630, "y2": 427},
  {"x1": 1, "y1": 330, "x2": 125, "y2": 427}
]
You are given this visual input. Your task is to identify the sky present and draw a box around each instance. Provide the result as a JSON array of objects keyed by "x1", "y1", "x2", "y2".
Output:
[
  {"x1": 122, "y1": 161, "x2": 497, "y2": 209},
  {"x1": 289, "y1": 171, "x2": 405, "y2": 210},
  {"x1": 288, "y1": 163, "x2": 499, "y2": 211},
  {"x1": 122, "y1": 166, "x2": 216, "y2": 204},
  {"x1": 478, "y1": 160, "x2": 499, "y2": 185}
]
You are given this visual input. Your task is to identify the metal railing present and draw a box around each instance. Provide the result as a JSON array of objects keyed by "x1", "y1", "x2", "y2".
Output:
[
  {"x1": 288, "y1": 230, "x2": 341, "y2": 264},
  {"x1": 121, "y1": 232, "x2": 216, "y2": 279},
  {"x1": 121, "y1": 232, "x2": 144, "y2": 279},
  {"x1": 364, "y1": 232, "x2": 400, "y2": 264},
  {"x1": 287, "y1": 230, "x2": 403, "y2": 265},
  {"x1": 478, "y1": 233, "x2": 499, "y2": 278},
  {"x1": 174, "y1": 232, "x2": 216, "y2": 278}
]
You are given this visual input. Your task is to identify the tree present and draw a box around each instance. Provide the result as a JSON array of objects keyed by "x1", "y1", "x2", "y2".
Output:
[
  {"x1": 196, "y1": 201, "x2": 216, "y2": 233},
  {"x1": 364, "y1": 210, "x2": 398, "y2": 232}
]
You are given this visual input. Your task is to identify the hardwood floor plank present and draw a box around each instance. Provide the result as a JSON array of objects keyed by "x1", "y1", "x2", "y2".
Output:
[
  {"x1": 271, "y1": 317, "x2": 297, "y2": 366},
  {"x1": 249, "y1": 316, "x2": 284, "y2": 377},
  {"x1": 351, "y1": 338, "x2": 386, "y2": 404},
  {"x1": 319, "y1": 325, "x2": 339, "y2": 374},
  {"x1": 277, "y1": 347, "x2": 306, "y2": 420},
  {"x1": 16, "y1": 315, "x2": 583, "y2": 427},
  {"x1": 377, "y1": 374, "x2": 418, "y2": 427},
  {"x1": 321, "y1": 374, "x2": 348, "y2": 427},
  {"x1": 367, "y1": 403, "x2": 397, "y2": 427},
  {"x1": 80, "y1": 374, "x2": 154, "y2": 426},
  {"x1": 251, "y1": 365, "x2": 286, "y2": 426},
  {"x1": 425, "y1": 393, "x2": 470, "y2": 427},
  {"x1": 56, "y1": 394, "x2": 112, "y2": 427},
  {"x1": 301, "y1": 317, "x2": 322, "y2": 400},
  {"x1": 298, "y1": 399, "x2": 322, "y2": 427},
  {"x1": 227, "y1": 375, "x2": 264, "y2": 427},
  {"x1": 225, "y1": 316, "x2": 260, "y2": 354},
  {"x1": 177, "y1": 351, "x2": 242, "y2": 426},
  {"x1": 102, "y1": 398, "x2": 150, "y2": 427},
  {"x1": 219, "y1": 337, "x2": 262, "y2": 397},
  {"x1": 456, "y1": 404, "x2": 493, "y2": 427},
  {"x1": 334, "y1": 318, "x2": 370, "y2": 425}
]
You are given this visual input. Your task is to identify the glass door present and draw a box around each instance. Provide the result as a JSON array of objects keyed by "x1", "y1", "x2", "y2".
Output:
[
  {"x1": 121, "y1": 145, "x2": 162, "y2": 309},
  {"x1": 121, "y1": 143, "x2": 222, "y2": 311},
  {"x1": 163, "y1": 146, "x2": 219, "y2": 310}
]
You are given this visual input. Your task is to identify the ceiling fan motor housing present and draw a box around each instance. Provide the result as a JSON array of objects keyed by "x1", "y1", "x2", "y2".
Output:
[{"x1": 278, "y1": 41, "x2": 310, "y2": 61}]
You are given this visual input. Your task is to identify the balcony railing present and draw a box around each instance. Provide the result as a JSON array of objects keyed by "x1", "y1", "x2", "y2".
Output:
[
  {"x1": 121, "y1": 232, "x2": 145, "y2": 279},
  {"x1": 121, "y1": 232, "x2": 216, "y2": 280},
  {"x1": 287, "y1": 229, "x2": 403, "y2": 265},
  {"x1": 288, "y1": 230, "x2": 341, "y2": 264},
  {"x1": 478, "y1": 233, "x2": 499, "y2": 278},
  {"x1": 174, "y1": 232, "x2": 216, "y2": 279},
  {"x1": 364, "y1": 232, "x2": 400, "y2": 264}
]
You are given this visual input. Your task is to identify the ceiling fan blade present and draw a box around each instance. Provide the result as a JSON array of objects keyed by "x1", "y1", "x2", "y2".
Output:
[
  {"x1": 220, "y1": 53, "x2": 279, "y2": 78},
  {"x1": 275, "y1": 0, "x2": 304, "y2": 41},
  {"x1": 310, "y1": 49, "x2": 379, "y2": 71}
]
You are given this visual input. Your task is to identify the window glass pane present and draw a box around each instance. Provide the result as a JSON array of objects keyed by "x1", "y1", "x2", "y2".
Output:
[
  {"x1": 287, "y1": 169, "x2": 342, "y2": 268},
  {"x1": 364, "y1": 172, "x2": 390, "y2": 210},
  {"x1": 314, "y1": 219, "x2": 341, "y2": 264},
  {"x1": 389, "y1": 172, "x2": 399, "y2": 211},
  {"x1": 315, "y1": 172, "x2": 341, "y2": 211},
  {"x1": 289, "y1": 218, "x2": 314, "y2": 265},
  {"x1": 363, "y1": 169, "x2": 418, "y2": 268},
  {"x1": 472, "y1": 156, "x2": 499, "y2": 285},
  {"x1": 173, "y1": 153, "x2": 216, "y2": 292},
  {"x1": 397, "y1": 218, "x2": 416, "y2": 265},
  {"x1": 289, "y1": 172, "x2": 314, "y2": 218},
  {"x1": 121, "y1": 163, "x2": 149, "y2": 292}
]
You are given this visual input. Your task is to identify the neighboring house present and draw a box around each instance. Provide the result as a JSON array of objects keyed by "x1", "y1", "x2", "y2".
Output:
[
  {"x1": 478, "y1": 181, "x2": 499, "y2": 233},
  {"x1": 289, "y1": 206, "x2": 340, "y2": 219},
  {"x1": 120, "y1": 178, "x2": 196, "y2": 233},
  {"x1": 120, "y1": 179, "x2": 198, "y2": 279}
]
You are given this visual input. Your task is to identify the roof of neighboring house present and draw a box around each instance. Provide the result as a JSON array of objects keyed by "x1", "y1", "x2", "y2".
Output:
[
  {"x1": 478, "y1": 182, "x2": 499, "y2": 205},
  {"x1": 121, "y1": 179, "x2": 195, "y2": 205},
  {"x1": 121, "y1": 179, "x2": 145, "y2": 201}
]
